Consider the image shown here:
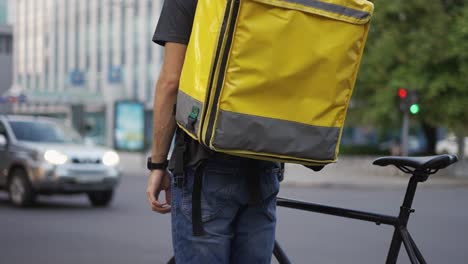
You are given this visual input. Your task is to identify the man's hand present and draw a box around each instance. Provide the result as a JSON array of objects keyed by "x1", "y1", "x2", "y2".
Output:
[{"x1": 146, "y1": 170, "x2": 172, "y2": 214}]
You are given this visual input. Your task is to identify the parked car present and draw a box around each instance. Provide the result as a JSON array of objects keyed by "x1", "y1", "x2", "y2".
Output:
[
  {"x1": 0, "y1": 115, "x2": 121, "y2": 207},
  {"x1": 436, "y1": 136, "x2": 468, "y2": 157}
]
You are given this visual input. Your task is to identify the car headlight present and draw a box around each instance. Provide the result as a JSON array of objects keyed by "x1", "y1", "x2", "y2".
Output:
[
  {"x1": 44, "y1": 150, "x2": 68, "y2": 165},
  {"x1": 103, "y1": 151, "x2": 120, "y2": 167}
]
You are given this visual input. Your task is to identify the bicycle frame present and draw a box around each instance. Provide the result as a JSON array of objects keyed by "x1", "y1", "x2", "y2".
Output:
[
  {"x1": 274, "y1": 170, "x2": 430, "y2": 264},
  {"x1": 166, "y1": 169, "x2": 433, "y2": 264}
]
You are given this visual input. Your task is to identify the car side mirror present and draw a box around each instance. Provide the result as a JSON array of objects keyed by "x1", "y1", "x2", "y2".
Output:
[{"x1": 0, "y1": 134, "x2": 7, "y2": 147}]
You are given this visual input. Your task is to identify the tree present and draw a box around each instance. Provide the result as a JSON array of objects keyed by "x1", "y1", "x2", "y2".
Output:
[{"x1": 350, "y1": 0, "x2": 468, "y2": 156}]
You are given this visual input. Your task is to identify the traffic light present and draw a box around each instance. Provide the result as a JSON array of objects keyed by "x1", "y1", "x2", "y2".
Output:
[
  {"x1": 408, "y1": 90, "x2": 420, "y2": 115},
  {"x1": 410, "y1": 103, "x2": 420, "y2": 114},
  {"x1": 396, "y1": 88, "x2": 420, "y2": 114},
  {"x1": 398, "y1": 88, "x2": 408, "y2": 99},
  {"x1": 397, "y1": 88, "x2": 409, "y2": 112}
]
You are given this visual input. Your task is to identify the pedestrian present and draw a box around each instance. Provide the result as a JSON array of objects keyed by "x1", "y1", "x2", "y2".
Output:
[{"x1": 145, "y1": 0, "x2": 282, "y2": 263}]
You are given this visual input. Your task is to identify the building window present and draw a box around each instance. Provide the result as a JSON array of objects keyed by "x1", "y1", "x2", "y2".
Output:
[
  {"x1": 97, "y1": 3, "x2": 102, "y2": 25},
  {"x1": 133, "y1": 0, "x2": 139, "y2": 16},
  {"x1": 133, "y1": 77, "x2": 138, "y2": 100},
  {"x1": 75, "y1": 1, "x2": 80, "y2": 69},
  {"x1": 86, "y1": 3, "x2": 91, "y2": 25},
  {"x1": 121, "y1": 4, "x2": 126, "y2": 65},
  {"x1": 63, "y1": 0, "x2": 69, "y2": 79},
  {"x1": 0, "y1": 36, "x2": 4, "y2": 53},
  {"x1": 97, "y1": 50, "x2": 102, "y2": 72},
  {"x1": 121, "y1": 48, "x2": 125, "y2": 65},
  {"x1": 44, "y1": 58, "x2": 49, "y2": 88}
]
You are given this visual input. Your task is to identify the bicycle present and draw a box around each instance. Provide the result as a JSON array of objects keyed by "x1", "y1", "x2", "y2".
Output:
[{"x1": 168, "y1": 154, "x2": 458, "y2": 264}]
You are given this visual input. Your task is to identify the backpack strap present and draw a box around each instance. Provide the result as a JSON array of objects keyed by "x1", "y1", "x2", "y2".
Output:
[
  {"x1": 173, "y1": 128, "x2": 187, "y2": 188},
  {"x1": 192, "y1": 163, "x2": 206, "y2": 236},
  {"x1": 172, "y1": 127, "x2": 206, "y2": 237},
  {"x1": 247, "y1": 161, "x2": 262, "y2": 205}
]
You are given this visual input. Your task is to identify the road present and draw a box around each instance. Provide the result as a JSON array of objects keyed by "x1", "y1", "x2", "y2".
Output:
[{"x1": 1, "y1": 174, "x2": 467, "y2": 264}]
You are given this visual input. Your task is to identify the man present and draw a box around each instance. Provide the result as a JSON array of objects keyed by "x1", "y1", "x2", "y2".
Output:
[{"x1": 146, "y1": 0, "x2": 281, "y2": 263}]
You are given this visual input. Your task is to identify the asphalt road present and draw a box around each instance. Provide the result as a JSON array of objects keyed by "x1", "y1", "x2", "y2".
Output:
[{"x1": 1, "y1": 175, "x2": 467, "y2": 264}]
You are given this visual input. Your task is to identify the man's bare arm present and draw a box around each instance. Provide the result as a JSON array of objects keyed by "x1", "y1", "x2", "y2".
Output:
[
  {"x1": 146, "y1": 43, "x2": 187, "y2": 214},
  {"x1": 151, "y1": 43, "x2": 187, "y2": 163}
]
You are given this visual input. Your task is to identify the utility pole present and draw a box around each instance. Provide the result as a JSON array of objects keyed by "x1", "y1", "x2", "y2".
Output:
[
  {"x1": 396, "y1": 88, "x2": 420, "y2": 157},
  {"x1": 401, "y1": 112, "x2": 409, "y2": 156}
]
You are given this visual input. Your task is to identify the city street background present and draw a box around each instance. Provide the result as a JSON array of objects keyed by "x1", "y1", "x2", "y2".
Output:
[
  {"x1": 1, "y1": 0, "x2": 468, "y2": 263},
  {"x1": 1, "y1": 155, "x2": 468, "y2": 264}
]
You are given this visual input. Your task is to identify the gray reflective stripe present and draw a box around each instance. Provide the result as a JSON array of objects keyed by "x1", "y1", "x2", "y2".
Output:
[
  {"x1": 212, "y1": 110, "x2": 340, "y2": 160},
  {"x1": 280, "y1": 0, "x2": 370, "y2": 19},
  {"x1": 176, "y1": 90, "x2": 203, "y2": 135}
]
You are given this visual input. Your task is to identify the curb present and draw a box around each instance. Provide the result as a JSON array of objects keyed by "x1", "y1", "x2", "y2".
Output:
[
  {"x1": 117, "y1": 152, "x2": 468, "y2": 189},
  {"x1": 280, "y1": 179, "x2": 468, "y2": 190}
]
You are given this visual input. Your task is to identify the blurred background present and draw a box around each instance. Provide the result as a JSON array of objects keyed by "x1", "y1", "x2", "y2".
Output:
[
  {"x1": 0, "y1": 0, "x2": 467, "y2": 263},
  {"x1": 1, "y1": 0, "x2": 163, "y2": 149},
  {"x1": 0, "y1": 0, "x2": 466, "y2": 161}
]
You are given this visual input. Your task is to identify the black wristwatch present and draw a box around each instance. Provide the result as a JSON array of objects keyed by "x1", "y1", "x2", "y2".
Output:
[{"x1": 147, "y1": 157, "x2": 169, "y2": 171}]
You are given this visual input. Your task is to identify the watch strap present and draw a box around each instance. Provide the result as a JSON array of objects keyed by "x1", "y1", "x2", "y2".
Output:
[{"x1": 147, "y1": 157, "x2": 169, "y2": 171}]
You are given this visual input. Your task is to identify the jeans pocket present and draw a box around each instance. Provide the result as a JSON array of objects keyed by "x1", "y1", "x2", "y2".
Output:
[
  {"x1": 259, "y1": 167, "x2": 280, "y2": 222},
  {"x1": 260, "y1": 167, "x2": 281, "y2": 200},
  {"x1": 181, "y1": 166, "x2": 239, "y2": 223},
  {"x1": 263, "y1": 195, "x2": 277, "y2": 222}
]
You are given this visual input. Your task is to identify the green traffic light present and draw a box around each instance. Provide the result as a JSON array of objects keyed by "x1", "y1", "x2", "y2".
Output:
[{"x1": 410, "y1": 104, "x2": 420, "y2": 114}]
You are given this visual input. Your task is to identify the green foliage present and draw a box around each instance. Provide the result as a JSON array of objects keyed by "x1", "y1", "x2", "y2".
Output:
[{"x1": 351, "y1": 0, "x2": 468, "y2": 134}]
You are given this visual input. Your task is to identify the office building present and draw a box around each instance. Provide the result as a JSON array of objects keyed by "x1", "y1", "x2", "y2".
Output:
[
  {"x1": 0, "y1": 26, "x2": 13, "y2": 98},
  {"x1": 0, "y1": 0, "x2": 7, "y2": 25},
  {"x1": 0, "y1": 0, "x2": 13, "y2": 113},
  {"x1": 11, "y1": 0, "x2": 164, "y2": 145}
]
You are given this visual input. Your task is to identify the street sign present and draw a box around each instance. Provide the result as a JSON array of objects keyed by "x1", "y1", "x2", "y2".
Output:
[
  {"x1": 0, "y1": 95, "x2": 27, "y2": 104},
  {"x1": 108, "y1": 66, "x2": 123, "y2": 84},
  {"x1": 69, "y1": 70, "x2": 86, "y2": 86}
]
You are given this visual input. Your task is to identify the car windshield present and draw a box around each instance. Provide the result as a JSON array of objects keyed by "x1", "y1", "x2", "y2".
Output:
[{"x1": 9, "y1": 120, "x2": 83, "y2": 144}]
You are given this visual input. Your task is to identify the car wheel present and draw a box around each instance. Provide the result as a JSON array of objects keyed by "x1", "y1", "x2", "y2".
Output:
[
  {"x1": 87, "y1": 190, "x2": 114, "y2": 207},
  {"x1": 8, "y1": 168, "x2": 36, "y2": 207}
]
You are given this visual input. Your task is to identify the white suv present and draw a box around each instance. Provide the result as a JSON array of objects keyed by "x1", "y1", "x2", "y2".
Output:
[
  {"x1": 436, "y1": 135, "x2": 468, "y2": 157},
  {"x1": 0, "y1": 115, "x2": 121, "y2": 207}
]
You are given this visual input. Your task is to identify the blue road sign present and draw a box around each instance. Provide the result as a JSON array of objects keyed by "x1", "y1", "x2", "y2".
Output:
[
  {"x1": 69, "y1": 70, "x2": 86, "y2": 86},
  {"x1": 108, "y1": 66, "x2": 123, "y2": 84}
]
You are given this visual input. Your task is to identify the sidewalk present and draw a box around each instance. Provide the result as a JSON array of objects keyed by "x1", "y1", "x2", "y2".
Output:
[
  {"x1": 118, "y1": 152, "x2": 468, "y2": 188},
  {"x1": 283, "y1": 162, "x2": 468, "y2": 189}
]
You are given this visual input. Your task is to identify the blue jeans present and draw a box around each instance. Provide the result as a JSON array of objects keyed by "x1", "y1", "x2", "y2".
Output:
[{"x1": 171, "y1": 154, "x2": 281, "y2": 264}]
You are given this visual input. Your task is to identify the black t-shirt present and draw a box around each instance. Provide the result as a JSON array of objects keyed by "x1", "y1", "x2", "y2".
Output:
[
  {"x1": 153, "y1": 0, "x2": 212, "y2": 168},
  {"x1": 153, "y1": 0, "x2": 198, "y2": 46}
]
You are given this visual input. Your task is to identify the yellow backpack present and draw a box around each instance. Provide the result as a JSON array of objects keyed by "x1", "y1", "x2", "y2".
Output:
[{"x1": 176, "y1": 0, "x2": 374, "y2": 166}]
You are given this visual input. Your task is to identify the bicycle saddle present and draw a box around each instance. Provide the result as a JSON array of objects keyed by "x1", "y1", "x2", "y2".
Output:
[{"x1": 373, "y1": 154, "x2": 458, "y2": 174}]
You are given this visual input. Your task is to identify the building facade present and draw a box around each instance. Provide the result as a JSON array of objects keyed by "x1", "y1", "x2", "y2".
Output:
[
  {"x1": 0, "y1": 0, "x2": 7, "y2": 25},
  {"x1": 0, "y1": 25, "x2": 13, "y2": 96},
  {"x1": 0, "y1": 0, "x2": 13, "y2": 113},
  {"x1": 11, "y1": 0, "x2": 164, "y2": 146}
]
